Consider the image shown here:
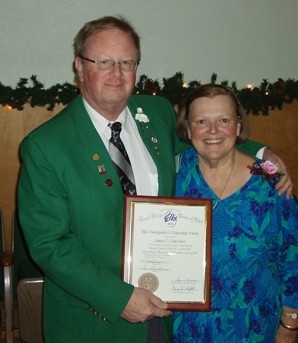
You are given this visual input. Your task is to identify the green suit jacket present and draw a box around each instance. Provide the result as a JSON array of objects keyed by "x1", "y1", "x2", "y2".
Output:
[
  {"x1": 18, "y1": 94, "x2": 262, "y2": 342},
  {"x1": 18, "y1": 94, "x2": 179, "y2": 342}
]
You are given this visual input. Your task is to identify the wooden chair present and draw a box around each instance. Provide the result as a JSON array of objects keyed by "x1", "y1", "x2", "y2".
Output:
[
  {"x1": 0, "y1": 208, "x2": 13, "y2": 343},
  {"x1": 13, "y1": 210, "x2": 44, "y2": 343},
  {"x1": 17, "y1": 278, "x2": 44, "y2": 343},
  {"x1": 1, "y1": 209, "x2": 44, "y2": 342}
]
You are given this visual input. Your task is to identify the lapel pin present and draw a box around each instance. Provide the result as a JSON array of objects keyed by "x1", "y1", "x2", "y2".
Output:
[
  {"x1": 151, "y1": 136, "x2": 158, "y2": 143},
  {"x1": 98, "y1": 165, "x2": 106, "y2": 175},
  {"x1": 154, "y1": 146, "x2": 160, "y2": 156},
  {"x1": 105, "y1": 179, "x2": 113, "y2": 187},
  {"x1": 93, "y1": 154, "x2": 100, "y2": 161}
]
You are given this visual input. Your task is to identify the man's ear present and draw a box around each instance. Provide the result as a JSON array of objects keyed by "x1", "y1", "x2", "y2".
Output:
[{"x1": 75, "y1": 57, "x2": 84, "y2": 83}]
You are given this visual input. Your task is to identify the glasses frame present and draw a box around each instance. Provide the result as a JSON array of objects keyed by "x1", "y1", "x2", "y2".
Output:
[{"x1": 79, "y1": 55, "x2": 139, "y2": 71}]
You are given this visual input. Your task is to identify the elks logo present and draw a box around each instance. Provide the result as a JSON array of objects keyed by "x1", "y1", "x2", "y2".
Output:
[{"x1": 164, "y1": 211, "x2": 177, "y2": 227}]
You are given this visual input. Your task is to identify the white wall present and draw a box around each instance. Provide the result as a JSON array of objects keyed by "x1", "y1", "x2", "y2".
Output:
[{"x1": 1, "y1": 0, "x2": 297, "y2": 88}]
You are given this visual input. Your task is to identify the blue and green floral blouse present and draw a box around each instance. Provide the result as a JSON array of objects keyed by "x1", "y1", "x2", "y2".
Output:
[{"x1": 174, "y1": 147, "x2": 298, "y2": 343}]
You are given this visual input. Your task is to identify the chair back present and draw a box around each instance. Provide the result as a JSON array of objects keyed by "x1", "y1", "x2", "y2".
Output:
[
  {"x1": 17, "y1": 278, "x2": 44, "y2": 343},
  {"x1": 13, "y1": 210, "x2": 43, "y2": 296},
  {"x1": 0, "y1": 209, "x2": 14, "y2": 342},
  {"x1": 0, "y1": 209, "x2": 5, "y2": 327},
  {"x1": 13, "y1": 210, "x2": 44, "y2": 343}
]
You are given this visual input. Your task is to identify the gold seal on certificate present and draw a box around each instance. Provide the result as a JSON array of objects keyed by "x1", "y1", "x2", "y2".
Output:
[{"x1": 138, "y1": 273, "x2": 159, "y2": 292}]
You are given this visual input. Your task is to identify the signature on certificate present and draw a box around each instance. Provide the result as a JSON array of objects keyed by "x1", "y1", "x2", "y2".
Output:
[
  {"x1": 141, "y1": 259, "x2": 170, "y2": 272},
  {"x1": 171, "y1": 277, "x2": 199, "y2": 293}
]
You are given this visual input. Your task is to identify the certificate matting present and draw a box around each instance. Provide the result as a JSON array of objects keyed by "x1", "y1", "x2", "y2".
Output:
[{"x1": 122, "y1": 195, "x2": 212, "y2": 311}]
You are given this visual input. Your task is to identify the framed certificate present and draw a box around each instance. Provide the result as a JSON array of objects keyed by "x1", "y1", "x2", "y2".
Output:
[{"x1": 122, "y1": 195, "x2": 212, "y2": 311}]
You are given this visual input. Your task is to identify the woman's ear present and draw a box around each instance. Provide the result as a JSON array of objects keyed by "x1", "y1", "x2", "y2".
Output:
[{"x1": 187, "y1": 126, "x2": 191, "y2": 140}]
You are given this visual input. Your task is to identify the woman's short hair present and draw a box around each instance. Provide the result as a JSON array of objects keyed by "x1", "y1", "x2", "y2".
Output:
[{"x1": 176, "y1": 83, "x2": 250, "y2": 144}]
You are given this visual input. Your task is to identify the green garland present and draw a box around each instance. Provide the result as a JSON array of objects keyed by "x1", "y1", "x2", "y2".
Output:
[{"x1": 1, "y1": 73, "x2": 297, "y2": 115}]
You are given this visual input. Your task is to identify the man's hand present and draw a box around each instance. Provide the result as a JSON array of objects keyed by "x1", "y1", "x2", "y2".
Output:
[
  {"x1": 121, "y1": 287, "x2": 172, "y2": 323},
  {"x1": 263, "y1": 148, "x2": 293, "y2": 200}
]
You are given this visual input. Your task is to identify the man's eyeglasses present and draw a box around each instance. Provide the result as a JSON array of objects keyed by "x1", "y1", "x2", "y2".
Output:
[{"x1": 79, "y1": 56, "x2": 139, "y2": 71}]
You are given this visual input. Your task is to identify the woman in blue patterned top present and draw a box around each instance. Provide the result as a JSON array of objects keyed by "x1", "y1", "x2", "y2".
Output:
[{"x1": 173, "y1": 84, "x2": 298, "y2": 342}]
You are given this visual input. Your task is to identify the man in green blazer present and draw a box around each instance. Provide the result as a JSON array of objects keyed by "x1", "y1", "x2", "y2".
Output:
[{"x1": 17, "y1": 16, "x2": 292, "y2": 343}]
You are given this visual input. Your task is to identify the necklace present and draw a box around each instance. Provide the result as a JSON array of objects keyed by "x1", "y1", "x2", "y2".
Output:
[{"x1": 212, "y1": 153, "x2": 236, "y2": 210}]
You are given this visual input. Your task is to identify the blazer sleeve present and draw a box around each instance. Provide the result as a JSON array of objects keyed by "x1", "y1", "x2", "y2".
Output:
[{"x1": 236, "y1": 139, "x2": 266, "y2": 157}]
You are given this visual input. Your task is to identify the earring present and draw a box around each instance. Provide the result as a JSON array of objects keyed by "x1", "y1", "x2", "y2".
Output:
[{"x1": 236, "y1": 125, "x2": 241, "y2": 137}]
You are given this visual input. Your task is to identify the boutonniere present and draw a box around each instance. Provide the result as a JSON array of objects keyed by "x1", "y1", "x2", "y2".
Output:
[
  {"x1": 247, "y1": 160, "x2": 284, "y2": 187},
  {"x1": 135, "y1": 107, "x2": 149, "y2": 130}
]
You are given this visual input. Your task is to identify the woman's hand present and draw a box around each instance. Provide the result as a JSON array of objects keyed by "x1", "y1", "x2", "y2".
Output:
[
  {"x1": 275, "y1": 325, "x2": 298, "y2": 343},
  {"x1": 276, "y1": 307, "x2": 298, "y2": 342},
  {"x1": 263, "y1": 148, "x2": 293, "y2": 200}
]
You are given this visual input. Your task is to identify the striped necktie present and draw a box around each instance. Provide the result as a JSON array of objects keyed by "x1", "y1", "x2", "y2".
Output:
[{"x1": 109, "y1": 122, "x2": 137, "y2": 195}]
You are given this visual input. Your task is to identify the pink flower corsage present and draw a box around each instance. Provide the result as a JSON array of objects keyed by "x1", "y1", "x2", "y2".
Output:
[{"x1": 247, "y1": 160, "x2": 284, "y2": 187}]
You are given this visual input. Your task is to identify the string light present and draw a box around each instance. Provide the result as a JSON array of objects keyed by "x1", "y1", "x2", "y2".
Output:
[{"x1": 4, "y1": 105, "x2": 13, "y2": 111}]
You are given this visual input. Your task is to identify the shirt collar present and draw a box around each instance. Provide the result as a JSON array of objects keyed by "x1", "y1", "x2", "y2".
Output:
[{"x1": 83, "y1": 98, "x2": 129, "y2": 134}]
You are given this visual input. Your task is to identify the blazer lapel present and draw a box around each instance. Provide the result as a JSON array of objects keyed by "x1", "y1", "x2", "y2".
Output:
[
  {"x1": 127, "y1": 99, "x2": 161, "y2": 166},
  {"x1": 71, "y1": 96, "x2": 124, "y2": 205},
  {"x1": 127, "y1": 95, "x2": 176, "y2": 197}
]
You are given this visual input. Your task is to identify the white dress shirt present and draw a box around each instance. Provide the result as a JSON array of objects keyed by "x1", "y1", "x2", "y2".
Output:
[{"x1": 83, "y1": 99, "x2": 158, "y2": 196}]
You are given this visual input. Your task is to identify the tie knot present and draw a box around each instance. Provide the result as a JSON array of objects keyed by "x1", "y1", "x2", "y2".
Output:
[{"x1": 109, "y1": 122, "x2": 122, "y2": 134}]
